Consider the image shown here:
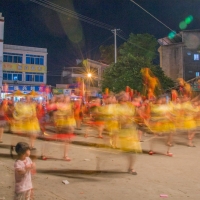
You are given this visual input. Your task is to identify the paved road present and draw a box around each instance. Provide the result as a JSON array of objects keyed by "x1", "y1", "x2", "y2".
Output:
[{"x1": 0, "y1": 126, "x2": 200, "y2": 200}]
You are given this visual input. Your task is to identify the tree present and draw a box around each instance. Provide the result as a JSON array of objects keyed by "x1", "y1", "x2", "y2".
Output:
[
  {"x1": 119, "y1": 33, "x2": 158, "y2": 62},
  {"x1": 102, "y1": 33, "x2": 174, "y2": 94}
]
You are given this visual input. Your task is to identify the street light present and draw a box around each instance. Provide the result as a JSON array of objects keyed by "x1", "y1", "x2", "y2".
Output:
[
  {"x1": 87, "y1": 73, "x2": 92, "y2": 78},
  {"x1": 86, "y1": 73, "x2": 92, "y2": 101}
]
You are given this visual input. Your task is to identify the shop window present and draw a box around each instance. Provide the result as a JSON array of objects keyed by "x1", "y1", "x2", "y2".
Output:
[
  {"x1": 35, "y1": 58, "x2": 39, "y2": 65},
  {"x1": 196, "y1": 72, "x2": 200, "y2": 77},
  {"x1": 3, "y1": 55, "x2": 7, "y2": 62},
  {"x1": 8, "y1": 74, "x2": 12, "y2": 80},
  {"x1": 194, "y1": 54, "x2": 199, "y2": 60},
  {"x1": 3, "y1": 71, "x2": 23, "y2": 81},
  {"x1": 30, "y1": 57, "x2": 34, "y2": 64},
  {"x1": 39, "y1": 58, "x2": 44, "y2": 65},
  {"x1": 25, "y1": 72, "x2": 44, "y2": 82},
  {"x1": 3, "y1": 53, "x2": 23, "y2": 63},
  {"x1": 18, "y1": 74, "x2": 22, "y2": 81},
  {"x1": 90, "y1": 67, "x2": 98, "y2": 76},
  {"x1": 26, "y1": 74, "x2": 34, "y2": 81},
  {"x1": 39, "y1": 75, "x2": 43, "y2": 82},
  {"x1": 18, "y1": 56, "x2": 22, "y2": 63},
  {"x1": 3, "y1": 73, "x2": 7, "y2": 80},
  {"x1": 26, "y1": 54, "x2": 44, "y2": 65},
  {"x1": 26, "y1": 57, "x2": 31, "y2": 64},
  {"x1": 35, "y1": 75, "x2": 40, "y2": 82},
  {"x1": 8, "y1": 56, "x2": 12, "y2": 62},
  {"x1": 13, "y1": 56, "x2": 18, "y2": 63}
]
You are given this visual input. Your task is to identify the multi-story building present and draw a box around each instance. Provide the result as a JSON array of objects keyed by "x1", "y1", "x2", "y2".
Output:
[
  {"x1": 0, "y1": 13, "x2": 4, "y2": 91},
  {"x1": 60, "y1": 59, "x2": 108, "y2": 97},
  {"x1": 2, "y1": 44, "x2": 48, "y2": 95},
  {"x1": 0, "y1": 12, "x2": 49, "y2": 98},
  {"x1": 158, "y1": 30, "x2": 200, "y2": 82}
]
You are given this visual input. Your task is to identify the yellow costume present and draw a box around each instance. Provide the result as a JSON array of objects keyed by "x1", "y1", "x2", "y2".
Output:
[
  {"x1": 181, "y1": 101, "x2": 198, "y2": 131},
  {"x1": 118, "y1": 102, "x2": 141, "y2": 153},
  {"x1": 11, "y1": 102, "x2": 40, "y2": 134},
  {"x1": 171, "y1": 102, "x2": 184, "y2": 131},
  {"x1": 54, "y1": 102, "x2": 75, "y2": 128},
  {"x1": 194, "y1": 105, "x2": 200, "y2": 128},
  {"x1": 148, "y1": 103, "x2": 175, "y2": 134},
  {"x1": 104, "y1": 104, "x2": 119, "y2": 134}
]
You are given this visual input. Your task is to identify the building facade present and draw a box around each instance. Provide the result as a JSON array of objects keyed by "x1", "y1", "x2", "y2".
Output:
[
  {"x1": 60, "y1": 59, "x2": 108, "y2": 97},
  {"x1": 0, "y1": 13, "x2": 4, "y2": 91},
  {"x1": 158, "y1": 30, "x2": 200, "y2": 82},
  {"x1": 0, "y1": 13, "x2": 49, "y2": 97},
  {"x1": 158, "y1": 30, "x2": 200, "y2": 81},
  {"x1": 2, "y1": 44, "x2": 48, "y2": 94}
]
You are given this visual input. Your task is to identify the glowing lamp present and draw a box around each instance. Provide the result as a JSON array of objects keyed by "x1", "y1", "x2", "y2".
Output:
[{"x1": 87, "y1": 73, "x2": 92, "y2": 78}]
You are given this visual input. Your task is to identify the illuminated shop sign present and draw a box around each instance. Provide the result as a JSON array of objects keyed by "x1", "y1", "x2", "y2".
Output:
[
  {"x1": 2, "y1": 85, "x2": 50, "y2": 93},
  {"x1": 3, "y1": 63, "x2": 46, "y2": 73}
]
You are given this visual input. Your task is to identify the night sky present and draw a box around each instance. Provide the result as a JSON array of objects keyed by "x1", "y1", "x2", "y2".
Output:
[{"x1": 0, "y1": 0, "x2": 200, "y2": 86}]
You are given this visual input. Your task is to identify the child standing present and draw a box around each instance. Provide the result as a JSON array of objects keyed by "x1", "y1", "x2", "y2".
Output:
[{"x1": 14, "y1": 142, "x2": 35, "y2": 200}]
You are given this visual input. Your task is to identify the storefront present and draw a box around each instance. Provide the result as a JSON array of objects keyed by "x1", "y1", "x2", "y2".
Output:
[{"x1": 1, "y1": 84, "x2": 52, "y2": 100}]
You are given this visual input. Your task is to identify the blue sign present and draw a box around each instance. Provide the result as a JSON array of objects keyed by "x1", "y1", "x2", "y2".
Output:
[{"x1": 2, "y1": 85, "x2": 48, "y2": 93}]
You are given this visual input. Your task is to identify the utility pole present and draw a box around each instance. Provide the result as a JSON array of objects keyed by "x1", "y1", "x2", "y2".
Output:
[{"x1": 111, "y1": 28, "x2": 120, "y2": 63}]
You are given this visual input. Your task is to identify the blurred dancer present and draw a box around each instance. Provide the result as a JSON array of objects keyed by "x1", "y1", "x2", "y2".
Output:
[
  {"x1": 11, "y1": 96, "x2": 40, "y2": 149},
  {"x1": 104, "y1": 95, "x2": 119, "y2": 148},
  {"x1": 54, "y1": 96, "x2": 75, "y2": 161},
  {"x1": 74, "y1": 99, "x2": 83, "y2": 130},
  {"x1": 90, "y1": 98, "x2": 105, "y2": 138},
  {"x1": 181, "y1": 96, "x2": 198, "y2": 147},
  {"x1": 0, "y1": 99, "x2": 8, "y2": 143},
  {"x1": 117, "y1": 91, "x2": 142, "y2": 175},
  {"x1": 46, "y1": 96, "x2": 57, "y2": 124},
  {"x1": 36, "y1": 101, "x2": 46, "y2": 134},
  {"x1": 147, "y1": 97, "x2": 174, "y2": 156},
  {"x1": 132, "y1": 96, "x2": 145, "y2": 142}
]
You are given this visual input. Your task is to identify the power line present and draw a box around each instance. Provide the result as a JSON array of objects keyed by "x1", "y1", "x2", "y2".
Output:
[
  {"x1": 130, "y1": 0, "x2": 175, "y2": 32},
  {"x1": 29, "y1": 0, "x2": 114, "y2": 30},
  {"x1": 30, "y1": 0, "x2": 162, "y2": 65},
  {"x1": 83, "y1": 35, "x2": 114, "y2": 56}
]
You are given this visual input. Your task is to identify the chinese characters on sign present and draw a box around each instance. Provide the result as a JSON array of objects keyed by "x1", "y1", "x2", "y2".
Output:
[
  {"x1": 2, "y1": 85, "x2": 50, "y2": 93},
  {"x1": 3, "y1": 63, "x2": 46, "y2": 72}
]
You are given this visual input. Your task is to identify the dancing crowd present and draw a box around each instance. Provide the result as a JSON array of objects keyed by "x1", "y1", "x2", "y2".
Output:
[{"x1": 1, "y1": 89, "x2": 200, "y2": 199}]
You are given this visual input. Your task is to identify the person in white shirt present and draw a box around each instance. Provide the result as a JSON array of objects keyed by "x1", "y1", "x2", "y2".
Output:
[{"x1": 14, "y1": 142, "x2": 35, "y2": 200}]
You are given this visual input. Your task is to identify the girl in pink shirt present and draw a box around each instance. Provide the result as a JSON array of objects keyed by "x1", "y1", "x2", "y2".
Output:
[{"x1": 14, "y1": 142, "x2": 35, "y2": 200}]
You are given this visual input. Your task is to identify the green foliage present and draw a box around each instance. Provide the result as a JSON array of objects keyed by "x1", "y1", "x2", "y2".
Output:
[
  {"x1": 101, "y1": 33, "x2": 175, "y2": 94},
  {"x1": 119, "y1": 33, "x2": 158, "y2": 62}
]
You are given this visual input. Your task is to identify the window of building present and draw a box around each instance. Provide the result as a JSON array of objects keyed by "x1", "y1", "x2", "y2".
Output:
[
  {"x1": 25, "y1": 72, "x2": 44, "y2": 82},
  {"x1": 91, "y1": 80, "x2": 99, "y2": 87},
  {"x1": 3, "y1": 53, "x2": 23, "y2": 63},
  {"x1": 196, "y1": 72, "x2": 200, "y2": 77},
  {"x1": 187, "y1": 52, "x2": 192, "y2": 56},
  {"x1": 90, "y1": 66, "x2": 99, "y2": 77},
  {"x1": 26, "y1": 54, "x2": 44, "y2": 65},
  {"x1": 3, "y1": 71, "x2": 23, "y2": 81},
  {"x1": 194, "y1": 54, "x2": 199, "y2": 60}
]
